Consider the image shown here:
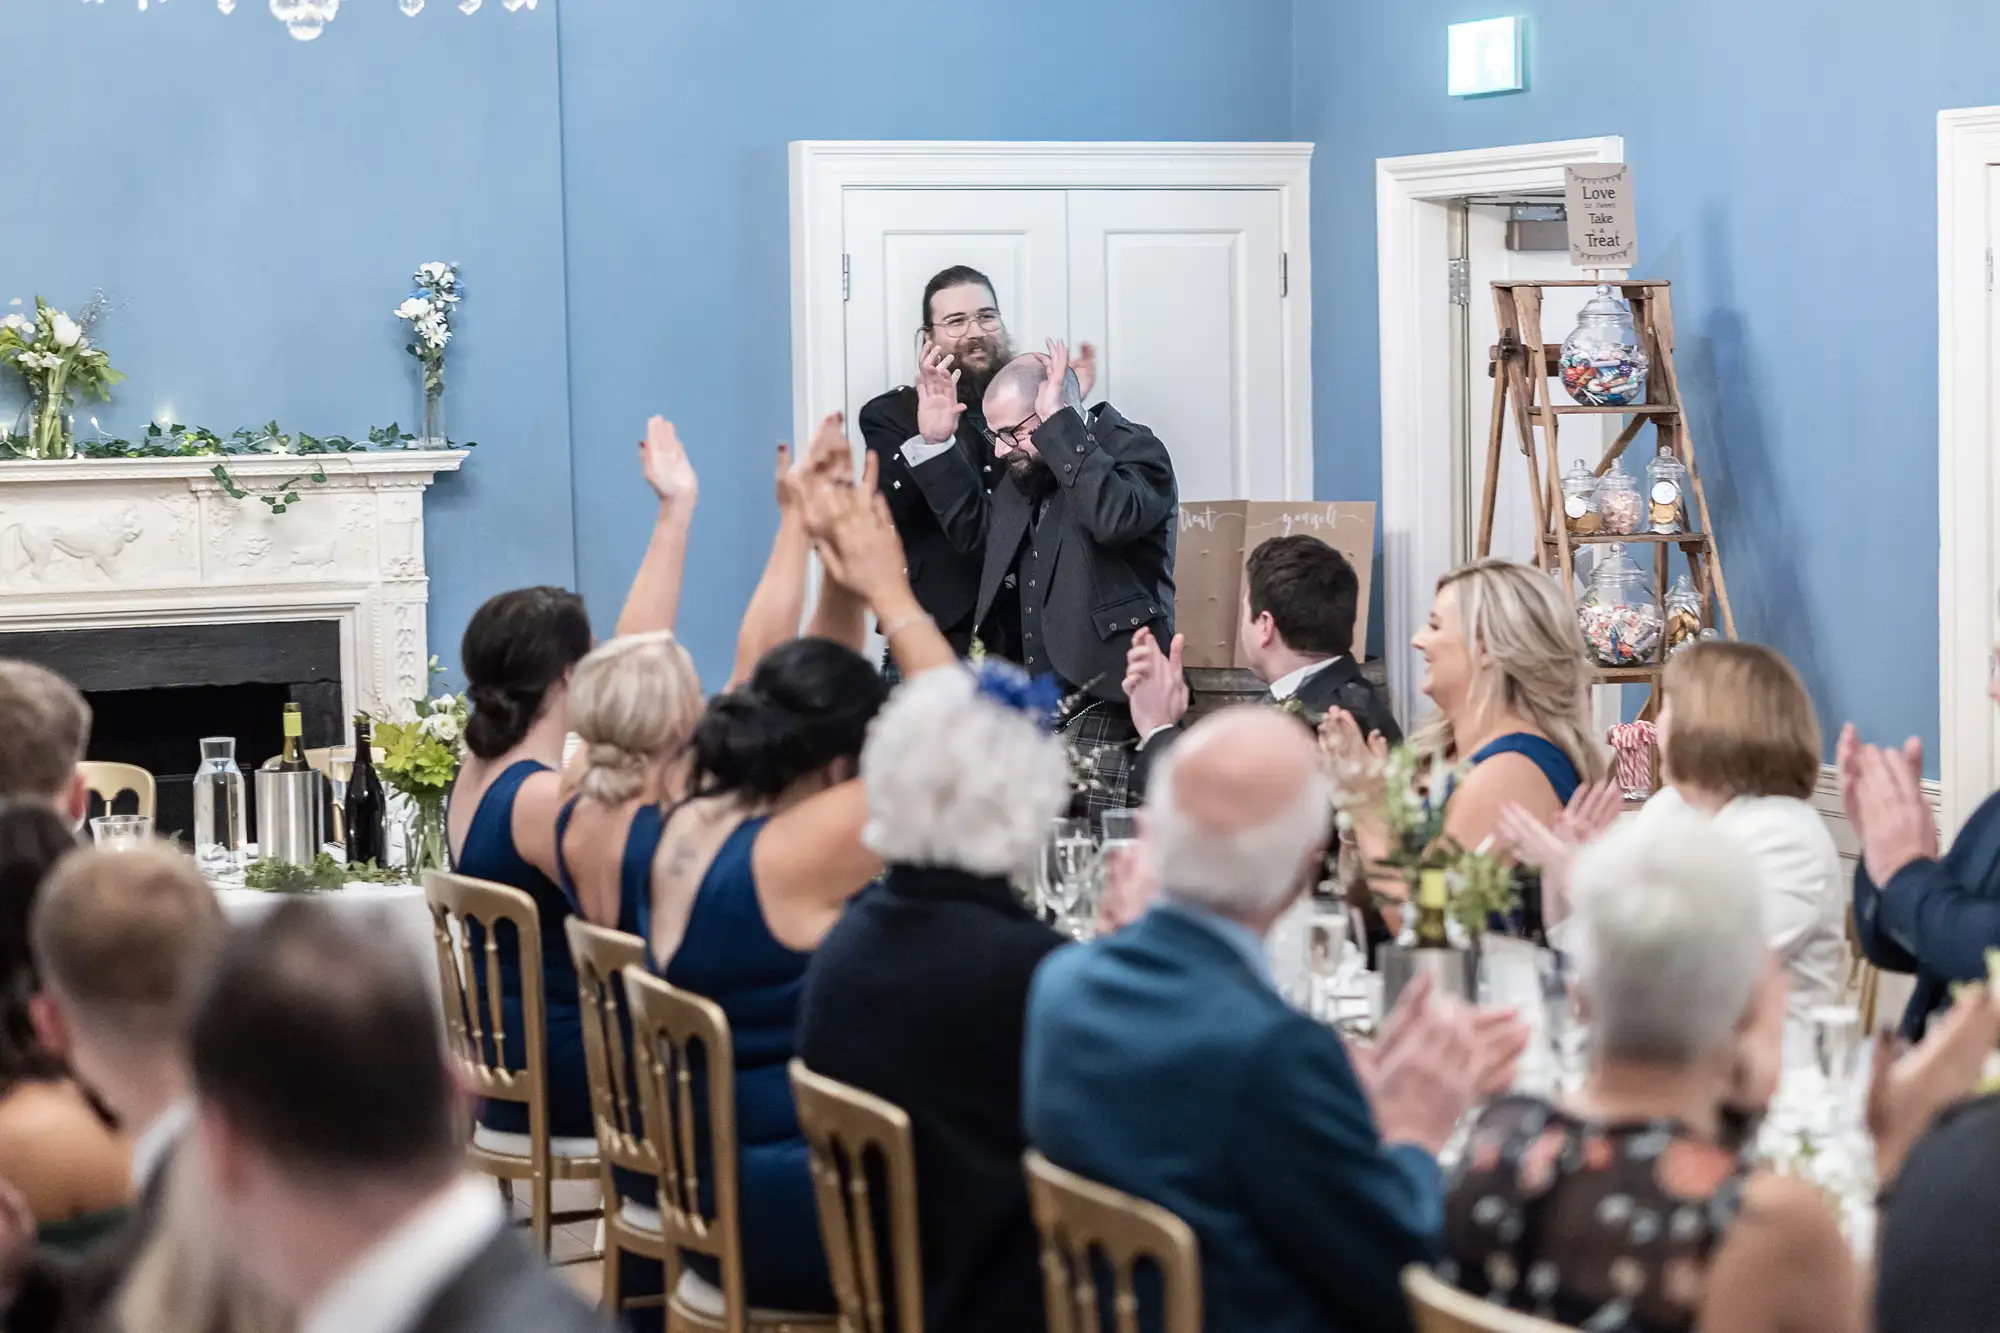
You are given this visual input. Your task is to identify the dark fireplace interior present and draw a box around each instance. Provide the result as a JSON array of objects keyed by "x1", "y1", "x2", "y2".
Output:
[{"x1": 2, "y1": 621, "x2": 344, "y2": 841}]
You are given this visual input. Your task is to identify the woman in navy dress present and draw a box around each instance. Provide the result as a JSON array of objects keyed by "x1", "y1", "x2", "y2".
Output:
[
  {"x1": 621, "y1": 488, "x2": 958, "y2": 1323},
  {"x1": 1330, "y1": 559, "x2": 1603, "y2": 928},
  {"x1": 446, "y1": 416, "x2": 700, "y2": 1142}
]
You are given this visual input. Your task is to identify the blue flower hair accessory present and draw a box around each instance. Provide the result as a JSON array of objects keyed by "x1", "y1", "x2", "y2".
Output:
[{"x1": 969, "y1": 659, "x2": 1064, "y2": 732}]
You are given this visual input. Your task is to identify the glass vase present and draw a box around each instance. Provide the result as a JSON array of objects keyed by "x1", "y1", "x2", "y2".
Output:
[
  {"x1": 27, "y1": 391, "x2": 73, "y2": 460},
  {"x1": 404, "y1": 791, "x2": 450, "y2": 875},
  {"x1": 421, "y1": 387, "x2": 444, "y2": 449}
]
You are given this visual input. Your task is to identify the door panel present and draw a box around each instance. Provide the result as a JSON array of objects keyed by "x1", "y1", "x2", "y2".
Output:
[
  {"x1": 1067, "y1": 189, "x2": 1285, "y2": 502},
  {"x1": 841, "y1": 188, "x2": 1069, "y2": 425}
]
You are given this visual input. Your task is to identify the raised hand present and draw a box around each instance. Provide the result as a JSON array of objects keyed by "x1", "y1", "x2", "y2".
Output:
[
  {"x1": 915, "y1": 341, "x2": 965, "y2": 445},
  {"x1": 1123, "y1": 627, "x2": 1189, "y2": 737},
  {"x1": 802, "y1": 409, "x2": 855, "y2": 485},
  {"x1": 1856, "y1": 742, "x2": 1940, "y2": 886},
  {"x1": 639, "y1": 416, "x2": 697, "y2": 504},
  {"x1": 818, "y1": 487, "x2": 910, "y2": 605},
  {"x1": 1554, "y1": 780, "x2": 1621, "y2": 845},
  {"x1": 1869, "y1": 983, "x2": 2000, "y2": 1186},
  {"x1": 1035, "y1": 338, "x2": 1072, "y2": 425},
  {"x1": 1836, "y1": 723, "x2": 1868, "y2": 842},
  {"x1": 1072, "y1": 341, "x2": 1098, "y2": 400}
]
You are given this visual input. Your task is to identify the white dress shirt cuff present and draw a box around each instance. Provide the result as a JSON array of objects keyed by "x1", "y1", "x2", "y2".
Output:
[{"x1": 900, "y1": 433, "x2": 956, "y2": 468}]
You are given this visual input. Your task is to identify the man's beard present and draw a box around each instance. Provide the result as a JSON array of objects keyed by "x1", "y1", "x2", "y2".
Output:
[
  {"x1": 1009, "y1": 451, "x2": 1057, "y2": 501},
  {"x1": 955, "y1": 333, "x2": 1013, "y2": 410}
]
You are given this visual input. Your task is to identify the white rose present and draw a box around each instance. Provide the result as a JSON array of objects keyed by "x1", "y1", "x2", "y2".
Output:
[
  {"x1": 395, "y1": 296, "x2": 432, "y2": 321},
  {"x1": 433, "y1": 713, "x2": 461, "y2": 743},
  {"x1": 0, "y1": 314, "x2": 25, "y2": 334},
  {"x1": 432, "y1": 693, "x2": 457, "y2": 712},
  {"x1": 50, "y1": 314, "x2": 80, "y2": 348}
]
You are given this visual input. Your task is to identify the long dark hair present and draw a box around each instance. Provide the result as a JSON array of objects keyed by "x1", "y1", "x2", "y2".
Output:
[
  {"x1": 0, "y1": 804, "x2": 79, "y2": 1091},
  {"x1": 460, "y1": 586, "x2": 594, "y2": 760},
  {"x1": 690, "y1": 639, "x2": 887, "y2": 802}
]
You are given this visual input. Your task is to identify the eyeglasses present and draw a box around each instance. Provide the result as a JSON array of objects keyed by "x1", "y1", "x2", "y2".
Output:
[
  {"x1": 930, "y1": 309, "x2": 1003, "y2": 337},
  {"x1": 982, "y1": 414, "x2": 1041, "y2": 451}
]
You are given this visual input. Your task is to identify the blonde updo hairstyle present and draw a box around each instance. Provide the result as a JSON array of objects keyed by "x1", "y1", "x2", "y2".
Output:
[
  {"x1": 567, "y1": 631, "x2": 703, "y2": 806},
  {"x1": 1413, "y1": 558, "x2": 1605, "y2": 785}
]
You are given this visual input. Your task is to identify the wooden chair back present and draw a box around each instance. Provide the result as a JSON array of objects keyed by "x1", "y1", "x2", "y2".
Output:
[
  {"x1": 422, "y1": 870, "x2": 551, "y2": 1130},
  {"x1": 566, "y1": 918, "x2": 658, "y2": 1183},
  {"x1": 1404, "y1": 1265, "x2": 1580, "y2": 1332},
  {"x1": 78, "y1": 761, "x2": 155, "y2": 819},
  {"x1": 623, "y1": 968, "x2": 745, "y2": 1327},
  {"x1": 1023, "y1": 1150, "x2": 1201, "y2": 1333},
  {"x1": 789, "y1": 1060, "x2": 924, "y2": 1333}
]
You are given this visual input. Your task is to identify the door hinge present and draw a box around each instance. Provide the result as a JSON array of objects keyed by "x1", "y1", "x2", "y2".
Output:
[
  {"x1": 1448, "y1": 257, "x2": 1471, "y2": 307},
  {"x1": 841, "y1": 253, "x2": 851, "y2": 302},
  {"x1": 1280, "y1": 252, "x2": 1290, "y2": 298}
]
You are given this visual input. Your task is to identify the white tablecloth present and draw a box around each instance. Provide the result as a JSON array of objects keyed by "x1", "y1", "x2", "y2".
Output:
[{"x1": 212, "y1": 881, "x2": 436, "y2": 994}]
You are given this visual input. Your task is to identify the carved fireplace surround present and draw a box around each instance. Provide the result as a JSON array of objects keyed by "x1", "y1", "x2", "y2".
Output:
[{"x1": 0, "y1": 450, "x2": 466, "y2": 720}]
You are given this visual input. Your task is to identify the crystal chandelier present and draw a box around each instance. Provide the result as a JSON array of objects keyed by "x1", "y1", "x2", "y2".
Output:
[{"x1": 83, "y1": 0, "x2": 539, "y2": 41}]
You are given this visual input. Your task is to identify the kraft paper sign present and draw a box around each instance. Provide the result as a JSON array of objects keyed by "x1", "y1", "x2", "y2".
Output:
[
  {"x1": 1564, "y1": 163, "x2": 1637, "y2": 268},
  {"x1": 1172, "y1": 501, "x2": 1376, "y2": 670}
]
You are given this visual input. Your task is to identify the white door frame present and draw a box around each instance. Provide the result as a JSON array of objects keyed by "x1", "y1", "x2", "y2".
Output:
[
  {"x1": 1375, "y1": 136, "x2": 1623, "y2": 728},
  {"x1": 788, "y1": 141, "x2": 1317, "y2": 498},
  {"x1": 1936, "y1": 108, "x2": 2000, "y2": 836}
]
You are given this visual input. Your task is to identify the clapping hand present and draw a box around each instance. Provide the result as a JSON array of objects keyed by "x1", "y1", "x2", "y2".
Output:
[
  {"x1": 1868, "y1": 983, "x2": 2000, "y2": 1187},
  {"x1": 816, "y1": 482, "x2": 908, "y2": 605},
  {"x1": 1123, "y1": 627, "x2": 1189, "y2": 737},
  {"x1": 778, "y1": 411, "x2": 858, "y2": 514},
  {"x1": 1497, "y1": 780, "x2": 1621, "y2": 925},
  {"x1": 639, "y1": 416, "x2": 697, "y2": 505},
  {"x1": 1853, "y1": 739, "x2": 1939, "y2": 886},
  {"x1": 1035, "y1": 339, "x2": 1074, "y2": 425},
  {"x1": 915, "y1": 341, "x2": 965, "y2": 446},
  {"x1": 1072, "y1": 341, "x2": 1097, "y2": 400}
]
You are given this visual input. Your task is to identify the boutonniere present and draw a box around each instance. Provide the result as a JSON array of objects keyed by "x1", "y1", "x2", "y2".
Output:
[{"x1": 1274, "y1": 695, "x2": 1307, "y2": 718}]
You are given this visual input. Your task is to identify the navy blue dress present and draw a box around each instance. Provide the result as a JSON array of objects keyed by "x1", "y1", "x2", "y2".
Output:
[
  {"x1": 454, "y1": 759, "x2": 590, "y2": 1139},
  {"x1": 1464, "y1": 732, "x2": 1582, "y2": 806},
  {"x1": 621, "y1": 815, "x2": 835, "y2": 1323},
  {"x1": 552, "y1": 797, "x2": 663, "y2": 941}
]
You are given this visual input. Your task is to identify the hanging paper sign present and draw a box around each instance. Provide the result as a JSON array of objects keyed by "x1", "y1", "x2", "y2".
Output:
[{"x1": 1564, "y1": 163, "x2": 1637, "y2": 268}]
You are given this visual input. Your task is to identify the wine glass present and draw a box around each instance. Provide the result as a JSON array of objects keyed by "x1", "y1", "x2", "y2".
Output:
[
  {"x1": 1045, "y1": 819, "x2": 1098, "y2": 938},
  {"x1": 1808, "y1": 1004, "x2": 1863, "y2": 1134},
  {"x1": 1036, "y1": 818, "x2": 1090, "y2": 926}
]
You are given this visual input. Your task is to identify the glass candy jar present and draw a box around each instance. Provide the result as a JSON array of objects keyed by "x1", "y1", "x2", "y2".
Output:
[
  {"x1": 1647, "y1": 445, "x2": 1689, "y2": 534},
  {"x1": 1665, "y1": 575, "x2": 1703, "y2": 655},
  {"x1": 1576, "y1": 544, "x2": 1664, "y2": 667},
  {"x1": 1559, "y1": 285, "x2": 1650, "y2": 407},
  {"x1": 1560, "y1": 461, "x2": 1603, "y2": 536},
  {"x1": 1594, "y1": 460, "x2": 1643, "y2": 535}
]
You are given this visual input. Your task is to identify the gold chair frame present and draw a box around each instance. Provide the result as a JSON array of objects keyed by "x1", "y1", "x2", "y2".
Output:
[
  {"x1": 1404, "y1": 1265, "x2": 1581, "y2": 1332},
  {"x1": 78, "y1": 760, "x2": 156, "y2": 820},
  {"x1": 424, "y1": 869, "x2": 600, "y2": 1257},
  {"x1": 1023, "y1": 1149, "x2": 1201, "y2": 1333},
  {"x1": 789, "y1": 1060, "x2": 924, "y2": 1333}
]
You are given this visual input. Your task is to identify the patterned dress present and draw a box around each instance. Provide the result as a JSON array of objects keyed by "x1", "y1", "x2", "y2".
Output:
[{"x1": 1440, "y1": 1095, "x2": 1751, "y2": 1333}]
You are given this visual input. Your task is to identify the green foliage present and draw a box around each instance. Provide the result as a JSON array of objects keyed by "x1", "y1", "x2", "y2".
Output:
[{"x1": 242, "y1": 853, "x2": 406, "y2": 894}]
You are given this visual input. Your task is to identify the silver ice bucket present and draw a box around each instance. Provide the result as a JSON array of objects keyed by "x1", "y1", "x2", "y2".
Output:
[
  {"x1": 255, "y1": 768, "x2": 323, "y2": 867},
  {"x1": 1379, "y1": 939, "x2": 1478, "y2": 1012}
]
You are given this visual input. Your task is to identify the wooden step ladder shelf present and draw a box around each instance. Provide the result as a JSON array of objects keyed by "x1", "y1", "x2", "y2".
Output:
[{"x1": 1476, "y1": 278, "x2": 1736, "y2": 722}]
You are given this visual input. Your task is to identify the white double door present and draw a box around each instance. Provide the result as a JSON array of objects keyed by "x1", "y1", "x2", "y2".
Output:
[{"x1": 841, "y1": 187, "x2": 1289, "y2": 502}]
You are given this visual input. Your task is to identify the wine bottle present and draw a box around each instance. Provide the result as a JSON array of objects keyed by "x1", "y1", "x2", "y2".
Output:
[
  {"x1": 344, "y1": 716, "x2": 388, "y2": 868},
  {"x1": 1412, "y1": 868, "x2": 1452, "y2": 949},
  {"x1": 277, "y1": 702, "x2": 309, "y2": 772},
  {"x1": 1517, "y1": 866, "x2": 1549, "y2": 948}
]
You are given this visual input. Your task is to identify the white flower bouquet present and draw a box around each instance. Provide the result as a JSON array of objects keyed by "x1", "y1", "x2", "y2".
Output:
[
  {"x1": 394, "y1": 262, "x2": 460, "y2": 445},
  {"x1": 0, "y1": 295, "x2": 125, "y2": 459}
]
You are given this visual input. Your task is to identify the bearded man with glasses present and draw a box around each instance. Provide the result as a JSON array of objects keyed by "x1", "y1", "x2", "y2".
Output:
[{"x1": 860, "y1": 266, "x2": 1092, "y2": 670}]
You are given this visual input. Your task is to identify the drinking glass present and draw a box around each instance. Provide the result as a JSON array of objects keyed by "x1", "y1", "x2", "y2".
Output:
[
  {"x1": 90, "y1": 814, "x2": 154, "y2": 853},
  {"x1": 1100, "y1": 808, "x2": 1141, "y2": 855},
  {"x1": 1041, "y1": 818, "x2": 1096, "y2": 936},
  {"x1": 1808, "y1": 1003, "x2": 1863, "y2": 1132},
  {"x1": 1303, "y1": 901, "x2": 1352, "y2": 1022}
]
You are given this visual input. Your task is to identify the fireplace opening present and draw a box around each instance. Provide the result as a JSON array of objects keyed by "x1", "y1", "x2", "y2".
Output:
[{"x1": 0, "y1": 620, "x2": 344, "y2": 841}]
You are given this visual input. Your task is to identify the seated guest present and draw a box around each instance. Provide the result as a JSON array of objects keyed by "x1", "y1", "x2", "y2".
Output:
[
  {"x1": 1445, "y1": 809, "x2": 1986, "y2": 1333},
  {"x1": 1127, "y1": 533, "x2": 1400, "y2": 796},
  {"x1": 554, "y1": 632, "x2": 703, "y2": 938},
  {"x1": 447, "y1": 415, "x2": 698, "y2": 1143},
  {"x1": 1844, "y1": 635, "x2": 2000, "y2": 1036},
  {"x1": 0, "y1": 847, "x2": 223, "y2": 1333},
  {"x1": 1875, "y1": 1052, "x2": 2000, "y2": 1333},
  {"x1": 798, "y1": 662, "x2": 1070, "y2": 1333},
  {"x1": 1508, "y1": 641, "x2": 1847, "y2": 1022},
  {"x1": 625, "y1": 483, "x2": 958, "y2": 1322},
  {"x1": 0, "y1": 662, "x2": 92, "y2": 823},
  {"x1": 0, "y1": 806, "x2": 127, "y2": 1252},
  {"x1": 1023, "y1": 708, "x2": 1523, "y2": 1333},
  {"x1": 190, "y1": 902, "x2": 604, "y2": 1333}
]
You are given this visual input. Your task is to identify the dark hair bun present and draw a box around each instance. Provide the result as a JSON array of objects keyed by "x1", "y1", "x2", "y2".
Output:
[
  {"x1": 460, "y1": 586, "x2": 593, "y2": 759},
  {"x1": 692, "y1": 639, "x2": 887, "y2": 800}
]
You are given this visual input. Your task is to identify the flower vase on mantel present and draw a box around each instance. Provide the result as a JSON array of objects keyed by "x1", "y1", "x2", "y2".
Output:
[
  {"x1": 404, "y1": 791, "x2": 450, "y2": 875},
  {"x1": 420, "y1": 386, "x2": 444, "y2": 451},
  {"x1": 27, "y1": 392, "x2": 73, "y2": 460}
]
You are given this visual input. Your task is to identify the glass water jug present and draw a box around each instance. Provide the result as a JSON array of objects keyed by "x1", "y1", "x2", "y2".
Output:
[{"x1": 192, "y1": 736, "x2": 247, "y2": 876}]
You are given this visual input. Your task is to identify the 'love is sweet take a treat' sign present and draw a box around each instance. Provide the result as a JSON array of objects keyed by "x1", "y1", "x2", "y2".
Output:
[{"x1": 1564, "y1": 162, "x2": 1637, "y2": 268}]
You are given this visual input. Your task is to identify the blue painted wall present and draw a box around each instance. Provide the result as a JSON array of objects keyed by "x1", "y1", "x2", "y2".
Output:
[
  {"x1": 556, "y1": 0, "x2": 1296, "y2": 685},
  {"x1": 1293, "y1": 0, "x2": 1985, "y2": 768},
  {"x1": 0, "y1": 1, "x2": 575, "y2": 674}
]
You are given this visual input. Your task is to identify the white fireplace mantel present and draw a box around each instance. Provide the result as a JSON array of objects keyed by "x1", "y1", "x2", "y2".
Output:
[{"x1": 0, "y1": 450, "x2": 466, "y2": 720}]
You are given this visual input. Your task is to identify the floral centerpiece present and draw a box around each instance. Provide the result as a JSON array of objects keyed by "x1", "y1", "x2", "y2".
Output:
[
  {"x1": 369, "y1": 659, "x2": 469, "y2": 873},
  {"x1": 0, "y1": 296, "x2": 125, "y2": 460},
  {"x1": 394, "y1": 262, "x2": 460, "y2": 447}
]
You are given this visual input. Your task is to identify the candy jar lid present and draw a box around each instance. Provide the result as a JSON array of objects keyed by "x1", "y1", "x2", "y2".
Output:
[
  {"x1": 1666, "y1": 572, "x2": 1699, "y2": 607},
  {"x1": 1589, "y1": 541, "x2": 1646, "y2": 587},
  {"x1": 1577, "y1": 284, "x2": 1635, "y2": 325}
]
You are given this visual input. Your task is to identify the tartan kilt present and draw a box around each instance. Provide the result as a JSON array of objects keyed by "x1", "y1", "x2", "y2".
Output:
[{"x1": 1059, "y1": 703, "x2": 1139, "y2": 831}]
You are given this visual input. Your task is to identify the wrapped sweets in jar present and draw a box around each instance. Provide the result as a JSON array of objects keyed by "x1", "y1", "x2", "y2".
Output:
[
  {"x1": 1559, "y1": 286, "x2": 1651, "y2": 408},
  {"x1": 1560, "y1": 461, "x2": 1603, "y2": 535},
  {"x1": 1665, "y1": 575, "x2": 1703, "y2": 655},
  {"x1": 1576, "y1": 544, "x2": 1664, "y2": 667},
  {"x1": 1646, "y1": 445, "x2": 1688, "y2": 534},
  {"x1": 1594, "y1": 460, "x2": 1644, "y2": 536}
]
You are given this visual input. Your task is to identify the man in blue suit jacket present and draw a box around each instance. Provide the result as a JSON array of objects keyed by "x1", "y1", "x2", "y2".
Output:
[{"x1": 1024, "y1": 709, "x2": 1515, "y2": 1333}]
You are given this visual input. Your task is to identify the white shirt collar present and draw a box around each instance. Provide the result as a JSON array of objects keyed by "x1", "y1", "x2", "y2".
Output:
[
  {"x1": 299, "y1": 1174, "x2": 507, "y2": 1333},
  {"x1": 1268, "y1": 656, "x2": 1342, "y2": 701},
  {"x1": 130, "y1": 1098, "x2": 194, "y2": 1193}
]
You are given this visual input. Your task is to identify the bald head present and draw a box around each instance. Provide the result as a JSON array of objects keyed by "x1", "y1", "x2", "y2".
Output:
[
  {"x1": 982, "y1": 353, "x2": 1081, "y2": 434},
  {"x1": 1148, "y1": 708, "x2": 1331, "y2": 927}
]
